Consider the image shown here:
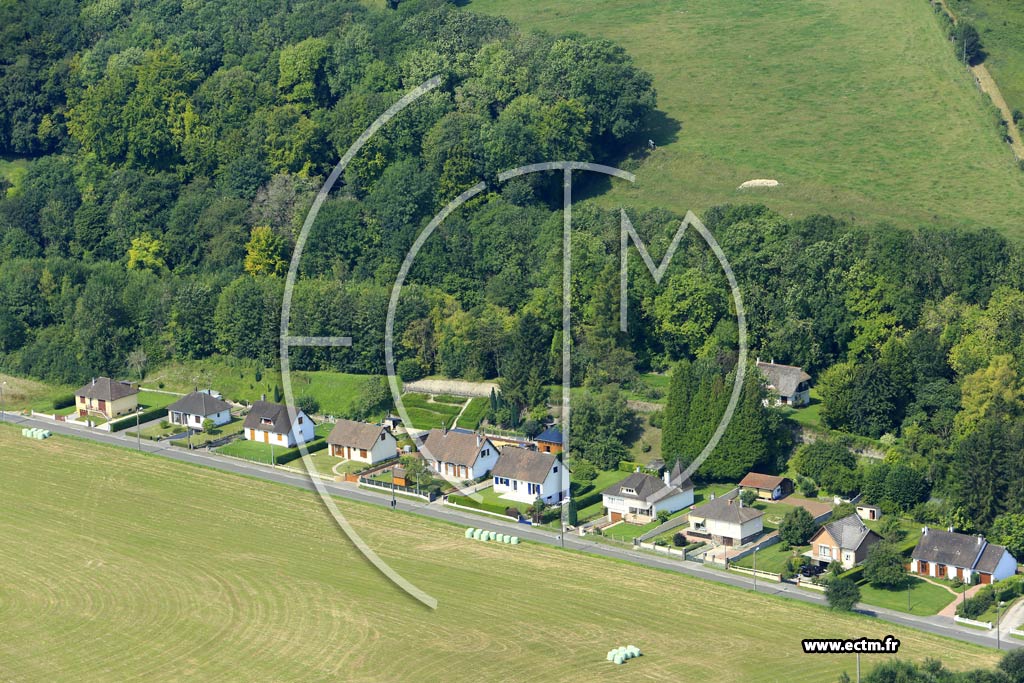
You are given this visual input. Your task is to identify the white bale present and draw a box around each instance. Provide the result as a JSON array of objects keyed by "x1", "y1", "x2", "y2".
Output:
[{"x1": 465, "y1": 528, "x2": 475, "y2": 538}]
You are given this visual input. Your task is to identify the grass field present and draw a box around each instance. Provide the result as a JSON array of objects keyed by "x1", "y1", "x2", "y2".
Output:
[
  {"x1": 466, "y1": 0, "x2": 1024, "y2": 236},
  {"x1": 0, "y1": 372, "x2": 76, "y2": 413},
  {"x1": 456, "y1": 397, "x2": 488, "y2": 429},
  {"x1": 0, "y1": 426, "x2": 1002, "y2": 681},
  {"x1": 401, "y1": 392, "x2": 463, "y2": 431},
  {"x1": 144, "y1": 358, "x2": 387, "y2": 416},
  {"x1": 857, "y1": 576, "x2": 954, "y2": 616},
  {"x1": 950, "y1": 0, "x2": 1024, "y2": 117},
  {"x1": 733, "y1": 543, "x2": 811, "y2": 574}
]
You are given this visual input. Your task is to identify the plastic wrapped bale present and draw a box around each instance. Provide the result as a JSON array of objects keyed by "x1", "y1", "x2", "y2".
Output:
[
  {"x1": 607, "y1": 650, "x2": 617, "y2": 662},
  {"x1": 511, "y1": 537, "x2": 519, "y2": 544},
  {"x1": 489, "y1": 531, "x2": 497, "y2": 541},
  {"x1": 613, "y1": 653, "x2": 625, "y2": 665},
  {"x1": 465, "y1": 528, "x2": 475, "y2": 539},
  {"x1": 21, "y1": 429, "x2": 28, "y2": 437},
  {"x1": 627, "y1": 646, "x2": 641, "y2": 658},
  {"x1": 473, "y1": 529, "x2": 483, "y2": 540},
  {"x1": 500, "y1": 534, "x2": 509, "y2": 544}
]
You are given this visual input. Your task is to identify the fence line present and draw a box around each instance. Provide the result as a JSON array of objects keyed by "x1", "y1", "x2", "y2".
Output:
[
  {"x1": 636, "y1": 514, "x2": 690, "y2": 542},
  {"x1": 728, "y1": 564, "x2": 782, "y2": 582},
  {"x1": 954, "y1": 615, "x2": 993, "y2": 630},
  {"x1": 359, "y1": 477, "x2": 436, "y2": 501}
]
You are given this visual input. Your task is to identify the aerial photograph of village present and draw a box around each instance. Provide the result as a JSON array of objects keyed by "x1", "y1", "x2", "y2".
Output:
[{"x1": 4, "y1": 0, "x2": 1024, "y2": 681}]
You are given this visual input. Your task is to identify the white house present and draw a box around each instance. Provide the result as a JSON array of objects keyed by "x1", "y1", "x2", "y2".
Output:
[
  {"x1": 688, "y1": 488, "x2": 764, "y2": 546},
  {"x1": 756, "y1": 359, "x2": 811, "y2": 407},
  {"x1": 601, "y1": 461, "x2": 694, "y2": 524},
  {"x1": 420, "y1": 428, "x2": 498, "y2": 480},
  {"x1": 910, "y1": 528, "x2": 1018, "y2": 584},
  {"x1": 491, "y1": 445, "x2": 569, "y2": 505},
  {"x1": 166, "y1": 390, "x2": 232, "y2": 431},
  {"x1": 243, "y1": 400, "x2": 314, "y2": 447},
  {"x1": 327, "y1": 419, "x2": 397, "y2": 465}
]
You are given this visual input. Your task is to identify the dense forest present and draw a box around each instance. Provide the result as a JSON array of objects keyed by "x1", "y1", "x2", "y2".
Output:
[{"x1": 3, "y1": 0, "x2": 1024, "y2": 543}]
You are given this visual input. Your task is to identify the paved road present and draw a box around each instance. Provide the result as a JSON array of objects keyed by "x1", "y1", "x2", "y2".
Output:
[{"x1": 2, "y1": 411, "x2": 1017, "y2": 652}]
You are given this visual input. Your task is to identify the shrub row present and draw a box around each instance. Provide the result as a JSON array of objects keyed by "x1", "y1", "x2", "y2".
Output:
[
  {"x1": 573, "y1": 490, "x2": 605, "y2": 511},
  {"x1": 110, "y1": 405, "x2": 168, "y2": 432},
  {"x1": 618, "y1": 460, "x2": 641, "y2": 473}
]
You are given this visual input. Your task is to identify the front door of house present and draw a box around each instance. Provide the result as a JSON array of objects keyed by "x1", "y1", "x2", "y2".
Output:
[
  {"x1": 98, "y1": 399, "x2": 106, "y2": 414},
  {"x1": 263, "y1": 431, "x2": 268, "y2": 443}
]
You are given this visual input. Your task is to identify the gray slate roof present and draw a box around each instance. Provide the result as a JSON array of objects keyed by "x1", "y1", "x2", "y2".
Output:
[
  {"x1": 816, "y1": 514, "x2": 879, "y2": 551},
  {"x1": 602, "y1": 471, "x2": 692, "y2": 506},
  {"x1": 491, "y1": 446, "x2": 558, "y2": 484},
  {"x1": 756, "y1": 361, "x2": 811, "y2": 397},
  {"x1": 421, "y1": 429, "x2": 489, "y2": 467},
  {"x1": 534, "y1": 426, "x2": 563, "y2": 444},
  {"x1": 167, "y1": 391, "x2": 230, "y2": 417},
  {"x1": 243, "y1": 400, "x2": 307, "y2": 435},
  {"x1": 976, "y1": 543, "x2": 1010, "y2": 574},
  {"x1": 691, "y1": 488, "x2": 764, "y2": 525},
  {"x1": 327, "y1": 419, "x2": 389, "y2": 450},
  {"x1": 76, "y1": 377, "x2": 138, "y2": 402},
  {"x1": 911, "y1": 528, "x2": 986, "y2": 569}
]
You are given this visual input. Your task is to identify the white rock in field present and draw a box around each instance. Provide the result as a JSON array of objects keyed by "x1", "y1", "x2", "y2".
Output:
[{"x1": 738, "y1": 178, "x2": 780, "y2": 189}]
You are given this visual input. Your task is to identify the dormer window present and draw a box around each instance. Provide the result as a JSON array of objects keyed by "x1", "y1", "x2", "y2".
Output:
[
  {"x1": 261, "y1": 417, "x2": 273, "y2": 426},
  {"x1": 622, "y1": 487, "x2": 636, "y2": 495}
]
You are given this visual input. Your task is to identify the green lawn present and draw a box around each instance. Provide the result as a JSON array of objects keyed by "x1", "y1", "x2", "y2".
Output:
[
  {"x1": 188, "y1": 418, "x2": 245, "y2": 446},
  {"x1": 144, "y1": 358, "x2": 387, "y2": 416},
  {"x1": 574, "y1": 468, "x2": 632, "y2": 521},
  {"x1": 136, "y1": 390, "x2": 179, "y2": 410},
  {"x1": 1, "y1": 372, "x2": 76, "y2": 413},
  {"x1": 783, "y1": 388, "x2": 824, "y2": 430},
  {"x1": 950, "y1": 0, "x2": 1024, "y2": 116},
  {"x1": 456, "y1": 397, "x2": 488, "y2": 430},
  {"x1": 0, "y1": 426, "x2": 1002, "y2": 681},
  {"x1": 857, "y1": 576, "x2": 955, "y2": 616},
  {"x1": 466, "y1": 0, "x2": 1024, "y2": 236},
  {"x1": 400, "y1": 392, "x2": 462, "y2": 431},
  {"x1": 733, "y1": 543, "x2": 811, "y2": 574}
]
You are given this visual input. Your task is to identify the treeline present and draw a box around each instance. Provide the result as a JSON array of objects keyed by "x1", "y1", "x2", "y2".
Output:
[{"x1": 851, "y1": 649, "x2": 1024, "y2": 682}]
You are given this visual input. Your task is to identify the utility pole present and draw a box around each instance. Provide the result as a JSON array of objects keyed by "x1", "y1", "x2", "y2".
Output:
[
  {"x1": 136, "y1": 407, "x2": 142, "y2": 451},
  {"x1": 0, "y1": 380, "x2": 6, "y2": 421},
  {"x1": 997, "y1": 600, "x2": 1004, "y2": 650},
  {"x1": 856, "y1": 652, "x2": 861, "y2": 683},
  {"x1": 270, "y1": 442, "x2": 275, "y2": 468},
  {"x1": 753, "y1": 545, "x2": 759, "y2": 593}
]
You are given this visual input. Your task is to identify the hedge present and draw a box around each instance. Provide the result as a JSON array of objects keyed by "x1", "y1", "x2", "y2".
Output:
[
  {"x1": 52, "y1": 394, "x2": 76, "y2": 410},
  {"x1": 199, "y1": 437, "x2": 327, "y2": 465},
  {"x1": 838, "y1": 565, "x2": 866, "y2": 583},
  {"x1": 110, "y1": 406, "x2": 168, "y2": 432},
  {"x1": 448, "y1": 495, "x2": 520, "y2": 519},
  {"x1": 572, "y1": 490, "x2": 605, "y2": 511},
  {"x1": 957, "y1": 586, "x2": 995, "y2": 620},
  {"x1": 618, "y1": 460, "x2": 642, "y2": 473}
]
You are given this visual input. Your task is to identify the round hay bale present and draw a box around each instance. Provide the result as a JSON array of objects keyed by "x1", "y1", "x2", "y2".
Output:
[
  {"x1": 473, "y1": 529, "x2": 483, "y2": 540},
  {"x1": 613, "y1": 654, "x2": 624, "y2": 665},
  {"x1": 511, "y1": 536, "x2": 519, "y2": 544},
  {"x1": 465, "y1": 528, "x2": 475, "y2": 538},
  {"x1": 607, "y1": 650, "x2": 617, "y2": 661}
]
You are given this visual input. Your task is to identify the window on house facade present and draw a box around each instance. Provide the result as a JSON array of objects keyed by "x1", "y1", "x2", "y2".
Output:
[
  {"x1": 298, "y1": 416, "x2": 303, "y2": 424},
  {"x1": 495, "y1": 477, "x2": 510, "y2": 487},
  {"x1": 261, "y1": 418, "x2": 272, "y2": 425},
  {"x1": 553, "y1": 466, "x2": 558, "y2": 473},
  {"x1": 819, "y1": 545, "x2": 831, "y2": 558},
  {"x1": 528, "y1": 483, "x2": 539, "y2": 495}
]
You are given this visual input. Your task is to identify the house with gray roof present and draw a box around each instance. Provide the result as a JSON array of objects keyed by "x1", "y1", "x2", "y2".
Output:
[
  {"x1": 75, "y1": 377, "x2": 139, "y2": 419},
  {"x1": 167, "y1": 390, "x2": 231, "y2": 431},
  {"x1": 688, "y1": 488, "x2": 764, "y2": 546},
  {"x1": 327, "y1": 419, "x2": 397, "y2": 465},
  {"x1": 911, "y1": 528, "x2": 1018, "y2": 584},
  {"x1": 807, "y1": 514, "x2": 881, "y2": 570},
  {"x1": 491, "y1": 445, "x2": 569, "y2": 505},
  {"x1": 601, "y1": 461, "x2": 694, "y2": 524},
  {"x1": 243, "y1": 400, "x2": 314, "y2": 448},
  {"x1": 420, "y1": 428, "x2": 498, "y2": 480},
  {"x1": 756, "y1": 359, "x2": 811, "y2": 407}
]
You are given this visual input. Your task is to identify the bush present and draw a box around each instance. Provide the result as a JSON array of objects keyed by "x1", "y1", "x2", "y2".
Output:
[
  {"x1": 396, "y1": 358, "x2": 425, "y2": 382},
  {"x1": 618, "y1": 460, "x2": 641, "y2": 473},
  {"x1": 673, "y1": 532, "x2": 687, "y2": 547},
  {"x1": 656, "y1": 510, "x2": 671, "y2": 525},
  {"x1": 799, "y1": 477, "x2": 818, "y2": 498},
  {"x1": 295, "y1": 395, "x2": 320, "y2": 416},
  {"x1": 826, "y1": 577, "x2": 861, "y2": 611},
  {"x1": 740, "y1": 489, "x2": 759, "y2": 507},
  {"x1": 110, "y1": 405, "x2": 167, "y2": 431},
  {"x1": 51, "y1": 394, "x2": 75, "y2": 410},
  {"x1": 571, "y1": 460, "x2": 599, "y2": 482}
]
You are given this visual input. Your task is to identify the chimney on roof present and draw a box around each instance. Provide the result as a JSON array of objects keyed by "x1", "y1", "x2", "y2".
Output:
[
  {"x1": 978, "y1": 535, "x2": 983, "y2": 545},
  {"x1": 92, "y1": 377, "x2": 96, "y2": 386},
  {"x1": 922, "y1": 527, "x2": 928, "y2": 535},
  {"x1": 727, "y1": 498, "x2": 733, "y2": 506},
  {"x1": 948, "y1": 525, "x2": 955, "y2": 533},
  {"x1": 261, "y1": 393, "x2": 266, "y2": 402},
  {"x1": 663, "y1": 469, "x2": 670, "y2": 487},
  {"x1": 710, "y1": 493, "x2": 716, "y2": 501},
  {"x1": 476, "y1": 433, "x2": 481, "y2": 447}
]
